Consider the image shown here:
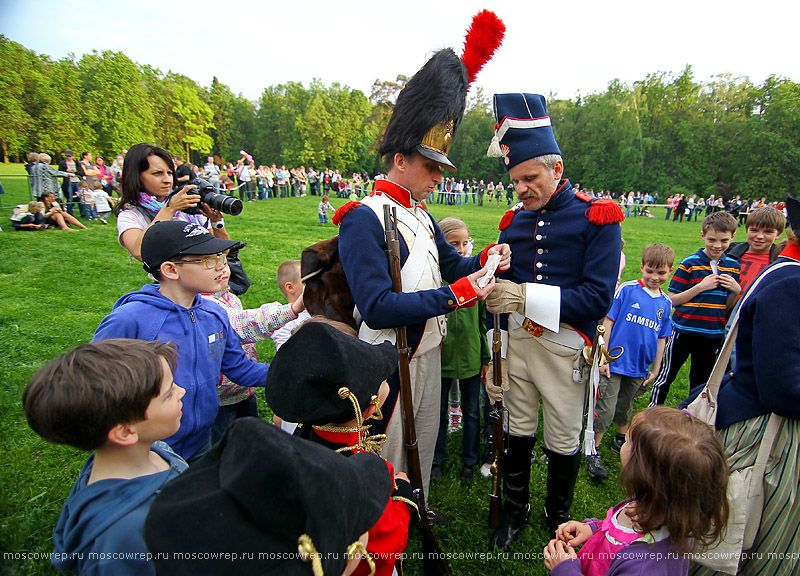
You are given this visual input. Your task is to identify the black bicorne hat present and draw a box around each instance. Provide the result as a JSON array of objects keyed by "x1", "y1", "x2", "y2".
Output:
[
  {"x1": 265, "y1": 321, "x2": 398, "y2": 426},
  {"x1": 145, "y1": 417, "x2": 391, "y2": 576},
  {"x1": 786, "y1": 196, "x2": 800, "y2": 232}
]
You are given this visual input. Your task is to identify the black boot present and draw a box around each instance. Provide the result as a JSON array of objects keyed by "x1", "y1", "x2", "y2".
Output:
[
  {"x1": 543, "y1": 448, "x2": 581, "y2": 534},
  {"x1": 488, "y1": 435, "x2": 535, "y2": 551}
]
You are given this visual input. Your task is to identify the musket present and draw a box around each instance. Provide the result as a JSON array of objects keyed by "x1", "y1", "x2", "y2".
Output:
[
  {"x1": 382, "y1": 205, "x2": 451, "y2": 576},
  {"x1": 488, "y1": 313, "x2": 505, "y2": 529}
]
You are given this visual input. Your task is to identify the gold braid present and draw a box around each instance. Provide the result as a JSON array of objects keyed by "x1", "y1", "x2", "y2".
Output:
[
  {"x1": 297, "y1": 534, "x2": 323, "y2": 576},
  {"x1": 312, "y1": 388, "x2": 386, "y2": 455}
]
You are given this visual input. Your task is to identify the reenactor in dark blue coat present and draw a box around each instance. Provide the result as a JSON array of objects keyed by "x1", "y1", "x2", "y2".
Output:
[{"x1": 485, "y1": 93, "x2": 624, "y2": 550}]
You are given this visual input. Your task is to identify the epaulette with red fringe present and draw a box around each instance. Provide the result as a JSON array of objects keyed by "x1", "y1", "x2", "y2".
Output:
[
  {"x1": 332, "y1": 201, "x2": 361, "y2": 226},
  {"x1": 575, "y1": 192, "x2": 625, "y2": 225},
  {"x1": 499, "y1": 206, "x2": 522, "y2": 231}
]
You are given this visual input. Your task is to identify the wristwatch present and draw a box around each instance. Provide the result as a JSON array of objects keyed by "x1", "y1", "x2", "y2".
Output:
[{"x1": 213, "y1": 219, "x2": 225, "y2": 229}]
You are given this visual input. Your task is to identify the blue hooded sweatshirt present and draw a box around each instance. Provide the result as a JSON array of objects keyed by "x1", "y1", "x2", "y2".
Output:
[
  {"x1": 52, "y1": 442, "x2": 187, "y2": 575},
  {"x1": 93, "y1": 283, "x2": 269, "y2": 459}
]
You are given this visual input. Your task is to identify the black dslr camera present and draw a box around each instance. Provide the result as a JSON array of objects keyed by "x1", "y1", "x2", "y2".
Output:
[{"x1": 169, "y1": 178, "x2": 243, "y2": 216}]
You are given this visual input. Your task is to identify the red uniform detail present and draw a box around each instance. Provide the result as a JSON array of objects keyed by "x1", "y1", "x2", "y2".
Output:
[
  {"x1": 449, "y1": 277, "x2": 478, "y2": 308},
  {"x1": 479, "y1": 243, "x2": 498, "y2": 266},
  {"x1": 332, "y1": 201, "x2": 362, "y2": 226},
  {"x1": 311, "y1": 427, "x2": 411, "y2": 576},
  {"x1": 372, "y1": 179, "x2": 413, "y2": 208},
  {"x1": 353, "y1": 459, "x2": 412, "y2": 576},
  {"x1": 586, "y1": 199, "x2": 625, "y2": 225},
  {"x1": 499, "y1": 208, "x2": 518, "y2": 230}
]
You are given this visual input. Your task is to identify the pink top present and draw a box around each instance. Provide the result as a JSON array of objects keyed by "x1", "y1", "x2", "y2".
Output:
[{"x1": 578, "y1": 501, "x2": 669, "y2": 576}]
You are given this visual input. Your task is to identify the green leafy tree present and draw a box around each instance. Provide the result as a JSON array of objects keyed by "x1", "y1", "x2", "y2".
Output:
[
  {"x1": 0, "y1": 37, "x2": 35, "y2": 161},
  {"x1": 79, "y1": 50, "x2": 154, "y2": 156}
]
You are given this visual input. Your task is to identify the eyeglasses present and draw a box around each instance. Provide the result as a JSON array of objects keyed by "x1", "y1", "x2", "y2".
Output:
[{"x1": 171, "y1": 253, "x2": 228, "y2": 269}]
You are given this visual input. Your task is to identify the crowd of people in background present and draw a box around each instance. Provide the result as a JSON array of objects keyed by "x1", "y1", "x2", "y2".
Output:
[{"x1": 18, "y1": 148, "x2": 787, "y2": 233}]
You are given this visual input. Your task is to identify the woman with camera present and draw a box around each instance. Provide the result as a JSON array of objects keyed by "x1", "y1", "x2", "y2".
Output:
[{"x1": 115, "y1": 143, "x2": 229, "y2": 261}]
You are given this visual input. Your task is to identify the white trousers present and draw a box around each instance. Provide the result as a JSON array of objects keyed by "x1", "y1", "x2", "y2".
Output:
[{"x1": 380, "y1": 346, "x2": 441, "y2": 498}]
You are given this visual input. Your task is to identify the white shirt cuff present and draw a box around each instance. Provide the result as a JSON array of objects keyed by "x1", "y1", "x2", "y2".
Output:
[{"x1": 524, "y1": 283, "x2": 561, "y2": 332}]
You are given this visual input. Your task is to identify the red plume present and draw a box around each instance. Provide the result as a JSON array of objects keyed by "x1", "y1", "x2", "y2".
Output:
[{"x1": 461, "y1": 10, "x2": 506, "y2": 85}]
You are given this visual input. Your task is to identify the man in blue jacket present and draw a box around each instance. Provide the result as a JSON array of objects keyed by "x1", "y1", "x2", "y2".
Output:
[
  {"x1": 485, "y1": 93, "x2": 623, "y2": 549},
  {"x1": 336, "y1": 48, "x2": 509, "y2": 502}
]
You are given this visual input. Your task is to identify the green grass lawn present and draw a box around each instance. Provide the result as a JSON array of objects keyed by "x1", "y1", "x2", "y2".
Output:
[{"x1": 0, "y1": 165, "x2": 717, "y2": 575}]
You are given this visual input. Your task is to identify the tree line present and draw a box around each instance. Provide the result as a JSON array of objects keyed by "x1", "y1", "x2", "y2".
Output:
[{"x1": 2, "y1": 36, "x2": 798, "y2": 201}]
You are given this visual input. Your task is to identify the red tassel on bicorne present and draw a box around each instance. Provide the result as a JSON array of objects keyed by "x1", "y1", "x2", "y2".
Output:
[
  {"x1": 461, "y1": 10, "x2": 506, "y2": 85},
  {"x1": 499, "y1": 208, "x2": 517, "y2": 231},
  {"x1": 332, "y1": 201, "x2": 362, "y2": 226},
  {"x1": 586, "y1": 200, "x2": 625, "y2": 225}
]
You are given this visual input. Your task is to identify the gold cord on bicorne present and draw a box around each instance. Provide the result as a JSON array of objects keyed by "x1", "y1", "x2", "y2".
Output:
[
  {"x1": 347, "y1": 539, "x2": 376, "y2": 576},
  {"x1": 297, "y1": 534, "x2": 323, "y2": 576},
  {"x1": 297, "y1": 534, "x2": 376, "y2": 576},
  {"x1": 312, "y1": 388, "x2": 386, "y2": 455}
]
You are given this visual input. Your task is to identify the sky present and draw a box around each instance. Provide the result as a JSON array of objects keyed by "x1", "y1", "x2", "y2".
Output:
[{"x1": 2, "y1": 0, "x2": 799, "y2": 103}]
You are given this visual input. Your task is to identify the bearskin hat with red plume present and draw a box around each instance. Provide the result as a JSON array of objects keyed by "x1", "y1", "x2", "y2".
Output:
[{"x1": 379, "y1": 10, "x2": 505, "y2": 172}]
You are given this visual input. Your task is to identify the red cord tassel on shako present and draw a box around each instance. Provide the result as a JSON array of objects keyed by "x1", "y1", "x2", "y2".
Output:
[{"x1": 462, "y1": 10, "x2": 506, "y2": 85}]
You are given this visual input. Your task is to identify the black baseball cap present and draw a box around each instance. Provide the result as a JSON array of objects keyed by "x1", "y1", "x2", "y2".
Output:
[{"x1": 141, "y1": 220, "x2": 238, "y2": 273}]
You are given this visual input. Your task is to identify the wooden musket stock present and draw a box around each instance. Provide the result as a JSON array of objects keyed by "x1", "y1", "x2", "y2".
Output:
[{"x1": 382, "y1": 205, "x2": 450, "y2": 575}]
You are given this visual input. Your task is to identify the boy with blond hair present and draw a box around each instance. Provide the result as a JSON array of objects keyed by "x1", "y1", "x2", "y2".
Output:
[
  {"x1": 585, "y1": 244, "x2": 674, "y2": 479},
  {"x1": 270, "y1": 259, "x2": 310, "y2": 350}
]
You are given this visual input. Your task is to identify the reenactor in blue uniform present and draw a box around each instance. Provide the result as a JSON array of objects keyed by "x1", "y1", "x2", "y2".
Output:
[
  {"x1": 334, "y1": 14, "x2": 508, "y2": 503},
  {"x1": 485, "y1": 93, "x2": 624, "y2": 549}
]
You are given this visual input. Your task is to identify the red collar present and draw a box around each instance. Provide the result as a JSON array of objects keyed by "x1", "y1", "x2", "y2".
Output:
[
  {"x1": 313, "y1": 427, "x2": 362, "y2": 451},
  {"x1": 780, "y1": 242, "x2": 800, "y2": 261},
  {"x1": 372, "y1": 179, "x2": 413, "y2": 209},
  {"x1": 544, "y1": 179, "x2": 569, "y2": 209}
]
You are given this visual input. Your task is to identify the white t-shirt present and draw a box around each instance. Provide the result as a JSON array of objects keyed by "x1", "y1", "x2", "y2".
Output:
[
  {"x1": 92, "y1": 190, "x2": 113, "y2": 213},
  {"x1": 116, "y1": 207, "x2": 209, "y2": 248}
]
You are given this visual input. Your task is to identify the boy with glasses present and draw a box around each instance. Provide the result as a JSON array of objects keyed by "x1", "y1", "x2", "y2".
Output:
[{"x1": 93, "y1": 221, "x2": 269, "y2": 463}]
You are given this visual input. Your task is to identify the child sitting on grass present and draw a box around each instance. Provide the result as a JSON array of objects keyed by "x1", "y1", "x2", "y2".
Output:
[
  {"x1": 23, "y1": 339, "x2": 188, "y2": 576},
  {"x1": 544, "y1": 406, "x2": 729, "y2": 576},
  {"x1": 93, "y1": 220, "x2": 269, "y2": 463}
]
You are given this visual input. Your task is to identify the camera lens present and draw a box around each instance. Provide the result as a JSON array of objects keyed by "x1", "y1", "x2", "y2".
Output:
[{"x1": 202, "y1": 191, "x2": 242, "y2": 216}]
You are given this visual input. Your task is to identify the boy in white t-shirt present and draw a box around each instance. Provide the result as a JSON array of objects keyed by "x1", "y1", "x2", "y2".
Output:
[{"x1": 586, "y1": 243, "x2": 675, "y2": 480}]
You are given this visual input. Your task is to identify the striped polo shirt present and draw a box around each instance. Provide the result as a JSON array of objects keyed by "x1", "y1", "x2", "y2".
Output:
[{"x1": 669, "y1": 249, "x2": 740, "y2": 338}]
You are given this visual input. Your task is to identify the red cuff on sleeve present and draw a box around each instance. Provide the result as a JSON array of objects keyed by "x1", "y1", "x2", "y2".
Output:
[
  {"x1": 449, "y1": 277, "x2": 478, "y2": 309},
  {"x1": 479, "y1": 243, "x2": 498, "y2": 267}
]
